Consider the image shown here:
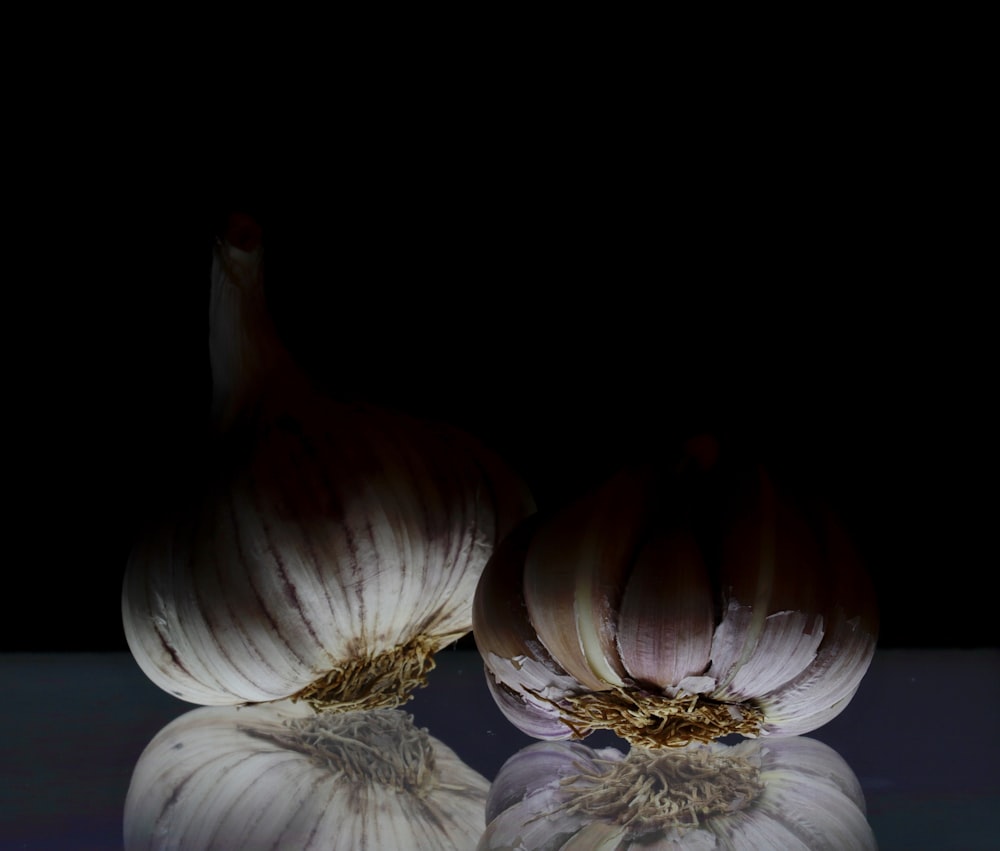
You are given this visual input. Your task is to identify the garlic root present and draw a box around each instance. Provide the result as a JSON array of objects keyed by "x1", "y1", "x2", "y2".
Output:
[{"x1": 530, "y1": 684, "x2": 764, "y2": 749}]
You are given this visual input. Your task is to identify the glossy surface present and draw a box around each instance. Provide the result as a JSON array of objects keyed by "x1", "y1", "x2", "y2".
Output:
[{"x1": 2, "y1": 649, "x2": 997, "y2": 849}]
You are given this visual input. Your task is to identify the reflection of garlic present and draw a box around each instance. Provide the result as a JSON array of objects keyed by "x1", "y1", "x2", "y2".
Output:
[
  {"x1": 473, "y1": 444, "x2": 878, "y2": 747},
  {"x1": 479, "y1": 736, "x2": 875, "y2": 850},
  {"x1": 124, "y1": 702, "x2": 490, "y2": 850},
  {"x1": 122, "y1": 220, "x2": 533, "y2": 710}
]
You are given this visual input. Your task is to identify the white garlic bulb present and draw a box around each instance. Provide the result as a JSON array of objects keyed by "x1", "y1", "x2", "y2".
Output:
[
  {"x1": 122, "y1": 217, "x2": 533, "y2": 709},
  {"x1": 473, "y1": 441, "x2": 878, "y2": 747},
  {"x1": 124, "y1": 702, "x2": 490, "y2": 850},
  {"x1": 478, "y1": 735, "x2": 876, "y2": 849}
]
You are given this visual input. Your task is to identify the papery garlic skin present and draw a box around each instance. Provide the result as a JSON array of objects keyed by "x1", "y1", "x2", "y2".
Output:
[
  {"x1": 472, "y1": 447, "x2": 878, "y2": 747},
  {"x1": 122, "y1": 228, "x2": 533, "y2": 709},
  {"x1": 478, "y1": 736, "x2": 875, "y2": 850},
  {"x1": 124, "y1": 703, "x2": 490, "y2": 851}
]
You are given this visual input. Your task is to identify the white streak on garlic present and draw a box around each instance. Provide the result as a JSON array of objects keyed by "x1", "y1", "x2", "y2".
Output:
[{"x1": 616, "y1": 526, "x2": 714, "y2": 692}]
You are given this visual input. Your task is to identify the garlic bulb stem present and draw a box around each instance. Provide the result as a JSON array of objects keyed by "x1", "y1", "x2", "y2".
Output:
[{"x1": 208, "y1": 219, "x2": 305, "y2": 433}]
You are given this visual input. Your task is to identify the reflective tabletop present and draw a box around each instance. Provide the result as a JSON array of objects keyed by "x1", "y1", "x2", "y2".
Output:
[{"x1": 2, "y1": 648, "x2": 997, "y2": 850}]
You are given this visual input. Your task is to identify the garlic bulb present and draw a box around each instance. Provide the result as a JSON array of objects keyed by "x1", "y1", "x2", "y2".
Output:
[
  {"x1": 124, "y1": 702, "x2": 490, "y2": 850},
  {"x1": 122, "y1": 218, "x2": 533, "y2": 709},
  {"x1": 478, "y1": 736, "x2": 875, "y2": 849},
  {"x1": 472, "y1": 441, "x2": 878, "y2": 747}
]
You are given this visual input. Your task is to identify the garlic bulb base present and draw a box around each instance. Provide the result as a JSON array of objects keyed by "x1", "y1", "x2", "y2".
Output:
[
  {"x1": 291, "y1": 635, "x2": 441, "y2": 713},
  {"x1": 538, "y1": 685, "x2": 764, "y2": 749},
  {"x1": 561, "y1": 745, "x2": 765, "y2": 837}
]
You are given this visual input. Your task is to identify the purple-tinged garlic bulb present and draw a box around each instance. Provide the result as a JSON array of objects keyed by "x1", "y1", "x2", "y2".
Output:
[{"x1": 472, "y1": 441, "x2": 877, "y2": 747}]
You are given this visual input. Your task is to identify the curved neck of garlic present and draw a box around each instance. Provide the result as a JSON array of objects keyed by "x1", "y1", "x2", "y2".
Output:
[{"x1": 209, "y1": 239, "x2": 304, "y2": 433}]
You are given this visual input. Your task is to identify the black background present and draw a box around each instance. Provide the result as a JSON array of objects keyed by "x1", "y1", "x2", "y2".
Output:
[{"x1": 5, "y1": 106, "x2": 992, "y2": 654}]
